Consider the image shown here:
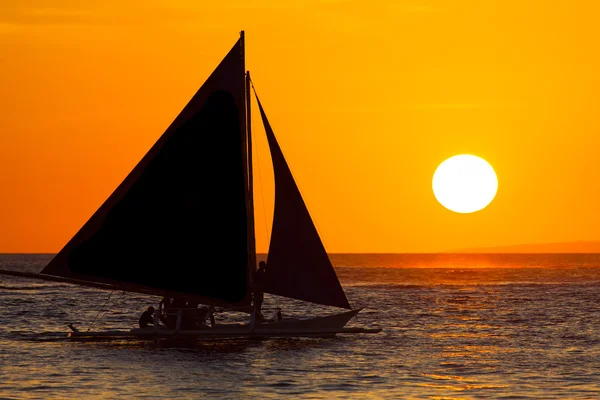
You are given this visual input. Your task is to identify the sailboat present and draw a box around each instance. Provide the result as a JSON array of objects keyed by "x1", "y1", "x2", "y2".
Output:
[{"x1": 0, "y1": 32, "x2": 380, "y2": 340}]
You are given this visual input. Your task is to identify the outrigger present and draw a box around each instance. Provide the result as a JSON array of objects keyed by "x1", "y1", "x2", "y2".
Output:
[{"x1": 66, "y1": 308, "x2": 379, "y2": 341}]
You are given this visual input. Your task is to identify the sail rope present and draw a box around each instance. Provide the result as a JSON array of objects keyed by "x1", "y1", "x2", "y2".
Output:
[
  {"x1": 86, "y1": 290, "x2": 114, "y2": 331},
  {"x1": 86, "y1": 290, "x2": 126, "y2": 332},
  {"x1": 249, "y1": 78, "x2": 271, "y2": 248}
]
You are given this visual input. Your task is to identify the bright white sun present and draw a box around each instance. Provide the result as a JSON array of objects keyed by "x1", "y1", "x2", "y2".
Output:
[{"x1": 432, "y1": 154, "x2": 498, "y2": 213}]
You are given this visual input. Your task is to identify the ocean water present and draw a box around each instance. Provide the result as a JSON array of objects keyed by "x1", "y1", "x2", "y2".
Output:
[{"x1": 1, "y1": 253, "x2": 600, "y2": 399}]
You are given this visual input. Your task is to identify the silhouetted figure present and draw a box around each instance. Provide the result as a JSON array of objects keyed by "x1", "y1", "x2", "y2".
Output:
[
  {"x1": 170, "y1": 297, "x2": 188, "y2": 329},
  {"x1": 159, "y1": 297, "x2": 175, "y2": 329},
  {"x1": 207, "y1": 307, "x2": 216, "y2": 327},
  {"x1": 181, "y1": 299, "x2": 199, "y2": 330},
  {"x1": 156, "y1": 297, "x2": 214, "y2": 330},
  {"x1": 253, "y1": 261, "x2": 267, "y2": 318},
  {"x1": 193, "y1": 306, "x2": 215, "y2": 329},
  {"x1": 139, "y1": 306, "x2": 155, "y2": 329},
  {"x1": 172, "y1": 297, "x2": 187, "y2": 309},
  {"x1": 158, "y1": 296, "x2": 169, "y2": 312}
]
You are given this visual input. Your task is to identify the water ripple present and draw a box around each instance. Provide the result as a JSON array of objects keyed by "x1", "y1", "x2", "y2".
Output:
[{"x1": 2, "y1": 254, "x2": 600, "y2": 398}]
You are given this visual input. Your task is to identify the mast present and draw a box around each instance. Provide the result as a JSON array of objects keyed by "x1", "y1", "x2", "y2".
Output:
[
  {"x1": 240, "y1": 31, "x2": 256, "y2": 285},
  {"x1": 246, "y1": 70, "x2": 257, "y2": 277}
]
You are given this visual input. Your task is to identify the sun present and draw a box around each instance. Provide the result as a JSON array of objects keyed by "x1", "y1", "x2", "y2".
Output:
[{"x1": 432, "y1": 154, "x2": 498, "y2": 213}]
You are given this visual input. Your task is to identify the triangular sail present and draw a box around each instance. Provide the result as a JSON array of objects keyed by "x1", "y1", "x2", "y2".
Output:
[
  {"x1": 254, "y1": 93, "x2": 352, "y2": 310},
  {"x1": 42, "y1": 36, "x2": 251, "y2": 307}
]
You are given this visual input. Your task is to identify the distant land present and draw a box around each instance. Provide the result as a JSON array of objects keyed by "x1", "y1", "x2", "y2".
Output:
[{"x1": 447, "y1": 241, "x2": 600, "y2": 253}]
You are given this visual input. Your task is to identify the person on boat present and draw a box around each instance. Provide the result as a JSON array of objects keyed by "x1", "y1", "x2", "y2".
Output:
[
  {"x1": 181, "y1": 299, "x2": 200, "y2": 330},
  {"x1": 207, "y1": 307, "x2": 216, "y2": 327},
  {"x1": 158, "y1": 297, "x2": 175, "y2": 329},
  {"x1": 158, "y1": 296, "x2": 170, "y2": 313},
  {"x1": 162, "y1": 297, "x2": 189, "y2": 329},
  {"x1": 138, "y1": 306, "x2": 156, "y2": 329},
  {"x1": 193, "y1": 306, "x2": 214, "y2": 329},
  {"x1": 253, "y1": 261, "x2": 267, "y2": 319},
  {"x1": 172, "y1": 297, "x2": 187, "y2": 309}
]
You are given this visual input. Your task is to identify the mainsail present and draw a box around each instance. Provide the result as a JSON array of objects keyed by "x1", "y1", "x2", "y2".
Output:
[
  {"x1": 32, "y1": 33, "x2": 352, "y2": 311},
  {"x1": 255, "y1": 94, "x2": 352, "y2": 310},
  {"x1": 42, "y1": 36, "x2": 251, "y2": 307}
]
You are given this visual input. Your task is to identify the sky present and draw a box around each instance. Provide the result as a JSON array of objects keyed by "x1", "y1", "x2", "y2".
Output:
[{"x1": 2, "y1": 0, "x2": 600, "y2": 253}]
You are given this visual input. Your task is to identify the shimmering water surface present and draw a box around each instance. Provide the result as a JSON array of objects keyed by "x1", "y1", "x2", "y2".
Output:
[{"x1": 2, "y1": 253, "x2": 600, "y2": 399}]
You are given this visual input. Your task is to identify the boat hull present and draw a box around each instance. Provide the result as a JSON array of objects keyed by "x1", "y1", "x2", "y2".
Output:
[{"x1": 67, "y1": 309, "x2": 381, "y2": 340}]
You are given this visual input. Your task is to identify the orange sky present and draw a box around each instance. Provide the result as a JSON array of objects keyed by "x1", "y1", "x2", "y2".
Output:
[{"x1": 2, "y1": 0, "x2": 600, "y2": 253}]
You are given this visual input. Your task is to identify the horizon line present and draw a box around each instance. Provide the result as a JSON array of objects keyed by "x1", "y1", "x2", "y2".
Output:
[{"x1": 2, "y1": 251, "x2": 600, "y2": 255}]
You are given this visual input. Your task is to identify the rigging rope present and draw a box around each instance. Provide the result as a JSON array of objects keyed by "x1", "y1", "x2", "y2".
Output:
[
  {"x1": 86, "y1": 290, "x2": 126, "y2": 332},
  {"x1": 249, "y1": 78, "x2": 271, "y2": 247},
  {"x1": 86, "y1": 290, "x2": 114, "y2": 331}
]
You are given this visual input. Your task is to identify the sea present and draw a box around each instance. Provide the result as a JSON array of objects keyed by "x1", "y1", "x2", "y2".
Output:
[{"x1": 1, "y1": 253, "x2": 600, "y2": 399}]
